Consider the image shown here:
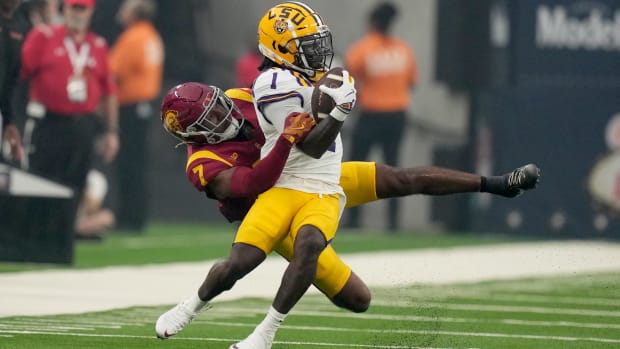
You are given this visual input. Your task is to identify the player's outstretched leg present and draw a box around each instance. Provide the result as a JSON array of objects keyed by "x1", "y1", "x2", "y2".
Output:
[
  {"x1": 373, "y1": 162, "x2": 541, "y2": 199},
  {"x1": 155, "y1": 243, "x2": 266, "y2": 339}
]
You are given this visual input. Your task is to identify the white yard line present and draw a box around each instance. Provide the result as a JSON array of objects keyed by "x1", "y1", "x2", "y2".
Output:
[
  {"x1": 2, "y1": 323, "x2": 619, "y2": 345},
  {"x1": 0, "y1": 240, "x2": 619, "y2": 317},
  {"x1": 200, "y1": 321, "x2": 620, "y2": 344},
  {"x1": 367, "y1": 301, "x2": 620, "y2": 317},
  {"x1": 445, "y1": 293, "x2": 620, "y2": 307},
  {"x1": 0, "y1": 330, "x2": 475, "y2": 349},
  {"x1": 202, "y1": 307, "x2": 620, "y2": 330}
]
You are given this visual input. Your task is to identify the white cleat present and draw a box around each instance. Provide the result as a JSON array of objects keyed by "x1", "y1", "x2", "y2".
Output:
[
  {"x1": 229, "y1": 332, "x2": 273, "y2": 349},
  {"x1": 155, "y1": 300, "x2": 207, "y2": 339}
]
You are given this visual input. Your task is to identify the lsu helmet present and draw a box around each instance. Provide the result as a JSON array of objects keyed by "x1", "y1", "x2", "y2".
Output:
[
  {"x1": 257, "y1": 1, "x2": 333, "y2": 81},
  {"x1": 160, "y1": 82, "x2": 245, "y2": 145}
]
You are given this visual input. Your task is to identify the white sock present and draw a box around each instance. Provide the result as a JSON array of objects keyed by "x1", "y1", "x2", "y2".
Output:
[
  {"x1": 254, "y1": 306, "x2": 287, "y2": 340},
  {"x1": 185, "y1": 293, "x2": 207, "y2": 313}
]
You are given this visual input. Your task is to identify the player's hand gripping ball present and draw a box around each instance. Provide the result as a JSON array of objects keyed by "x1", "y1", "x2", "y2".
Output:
[{"x1": 311, "y1": 67, "x2": 356, "y2": 122}]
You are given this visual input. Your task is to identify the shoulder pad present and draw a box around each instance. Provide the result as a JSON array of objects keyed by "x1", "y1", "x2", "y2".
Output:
[{"x1": 225, "y1": 88, "x2": 254, "y2": 103}]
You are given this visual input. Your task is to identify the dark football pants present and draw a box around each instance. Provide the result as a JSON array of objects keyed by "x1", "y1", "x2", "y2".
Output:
[
  {"x1": 25, "y1": 112, "x2": 96, "y2": 247},
  {"x1": 346, "y1": 110, "x2": 407, "y2": 231},
  {"x1": 115, "y1": 102, "x2": 153, "y2": 232}
]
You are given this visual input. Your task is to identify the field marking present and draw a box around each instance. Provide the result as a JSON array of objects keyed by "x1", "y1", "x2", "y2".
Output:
[
  {"x1": 3, "y1": 318, "x2": 140, "y2": 328},
  {"x1": 0, "y1": 330, "x2": 477, "y2": 349},
  {"x1": 452, "y1": 293, "x2": 620, "y2": 307},
  {"x1": 368, "y1": 300, "x2": 620, "y2": 317},
  {"x1": 467, "y1": 274, "x2": 620, "y2": 293},
  {"x1": 201, "y1": 320, "x2": 620, "y2": 344},
  {"x1": 414, "y1": 330, "x2": 620, "y2": 344},
  {"x1": 202, "y1": 306, "x2": 620, "y2": 330},
  {"x1": 0, "y1": 334, "x2": 13, "y2": 337},
  {"x1": 0, "y1": 323, "x2": 94, "y2": 331}
]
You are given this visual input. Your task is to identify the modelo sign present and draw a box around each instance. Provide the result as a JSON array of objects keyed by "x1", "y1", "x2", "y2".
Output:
[
  {"x1": 536, "y1": 4, "x2": 620, "y2": 51},
  {"x1": 514, "y1": 0, "x2": 620, "y2": 86}
]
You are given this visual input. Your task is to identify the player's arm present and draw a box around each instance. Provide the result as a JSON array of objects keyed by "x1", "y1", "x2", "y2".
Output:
[
  {"x1": 206, "y1": 139, "x2": 290, "y2": 199},
  {"x1": 298, "y1": 70, "x2": 357, "y2": 158},
  {"x1": 296, "y1": 117, "x2": 343, "y2": 159},
  {"x1": 259, "y1": 92, "x2": 335, "y2": 159},
  {"x1": 199, "y1": 113, "x2": 315, "y2": 200}
]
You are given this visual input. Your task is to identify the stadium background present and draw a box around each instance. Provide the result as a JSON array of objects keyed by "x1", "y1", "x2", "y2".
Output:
[
  {"x1": 2, "y1": 0, "x2": 620, "y2": 264},
  {"x1": 89, "y1": 0, "x2": 617, "y2": 237}
]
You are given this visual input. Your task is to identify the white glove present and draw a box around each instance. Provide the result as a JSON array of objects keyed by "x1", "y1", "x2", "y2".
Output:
[{"x1": 318, "y1": 70, "x2": 356, "y2": 122}]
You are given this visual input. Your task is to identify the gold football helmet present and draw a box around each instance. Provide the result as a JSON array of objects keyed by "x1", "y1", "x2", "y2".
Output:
[{"x1": 257, "y1": 1, "x2": 333, "y2": 81}]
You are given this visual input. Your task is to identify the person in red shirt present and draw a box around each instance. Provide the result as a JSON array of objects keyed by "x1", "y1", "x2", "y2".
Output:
[
  {"x1": 235, "y1": 35, "x2": 262, "y2": 88},
  {"x1": 20, "y1": 0, "x2": 118, "y2": 239}
]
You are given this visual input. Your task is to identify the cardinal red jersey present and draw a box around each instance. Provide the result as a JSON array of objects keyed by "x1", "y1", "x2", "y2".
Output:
[{"x1": 185, "y1": 88, "x2": 264, "y2": 222}]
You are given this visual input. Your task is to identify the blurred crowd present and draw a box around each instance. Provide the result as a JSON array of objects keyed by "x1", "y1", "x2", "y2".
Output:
[{"x1": 0, "y1": 0, "x2": 163, "y2": 240}]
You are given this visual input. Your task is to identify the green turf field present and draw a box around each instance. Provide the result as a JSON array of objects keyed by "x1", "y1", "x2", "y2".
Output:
[
  {"x1": 0, "y1": 272, "x2": 618, "y2": 349},
  {"x1": 1, "y1": 223, "x2": 617, "y2": 348}
]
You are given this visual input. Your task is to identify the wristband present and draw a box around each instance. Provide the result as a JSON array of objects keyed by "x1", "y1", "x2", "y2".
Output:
[{"x1": 329, "y1": 107, "x2": 349, "y2": 122}]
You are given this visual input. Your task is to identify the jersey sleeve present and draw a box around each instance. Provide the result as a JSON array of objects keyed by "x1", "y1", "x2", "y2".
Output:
[
  {"x1": 253, "y1": 69, "x2": 313, "y2": 132},
  {"x1": 20, "y1": 27, "x2": 49, "y2": 79},
  {"x1": 185, "y1": 150, "x2": 233, "y2": 191}
]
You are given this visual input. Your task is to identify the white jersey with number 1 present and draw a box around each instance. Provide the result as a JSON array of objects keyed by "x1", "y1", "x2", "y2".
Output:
[{"x1": 253, "y1": 67, "x2": 343, "y2": 195}]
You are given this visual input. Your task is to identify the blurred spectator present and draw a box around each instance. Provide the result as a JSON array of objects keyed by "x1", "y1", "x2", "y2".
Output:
[
  {"x1": 75, "y1": 168, "x2": 115, "y2": 240},
  {"x1": 108, "y1": 0, "x2": 163, "y2": 232},
  {"x1": 18, "y1": 0, "x2": 55, "y2": 27},
  {"x1": 235, "y1": 35, "x2": 261, "y2": 87},
  {"x1": 24, "y1": 0, "x2": 63, "y2": 27},
  {"x1": 0, "y1": 0, "x2": 27, "y2": 163},
  {"x1": 20, "y1": 0, "x2": 119, "y2": 237},
  {"x1": 345, "y1": 1, "x2": 417, "y2": 231}
]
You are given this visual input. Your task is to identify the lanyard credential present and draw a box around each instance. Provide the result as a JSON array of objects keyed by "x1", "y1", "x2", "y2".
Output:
[
  {"x1": 64, "y1": 37, "x2": 90, "y2": 103},
  {"x1": 63, "y1": 37, "x2": 90, "y2": 75}
]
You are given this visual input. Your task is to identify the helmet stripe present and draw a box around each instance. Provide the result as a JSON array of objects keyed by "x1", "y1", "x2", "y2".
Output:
[
  {"x1": 286, "y1": 1, "x2": 323, "y2": 26},
  {"x1": 287, "y1": 1, "x2": 312, "y2": 15}
]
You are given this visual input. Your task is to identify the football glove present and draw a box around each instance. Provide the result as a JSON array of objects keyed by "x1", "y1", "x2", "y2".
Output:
[
  {"x1": 281, "y1": 112, "x2": 316, "y2": 144},
  {"x1": 318, "y1": 70, "x2": 356, "y2": 122}
]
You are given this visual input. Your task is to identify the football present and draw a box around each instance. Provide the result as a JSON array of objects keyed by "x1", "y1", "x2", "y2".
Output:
[{"x1": 310, "y1": 67, "x2": 344, "y2": 121}]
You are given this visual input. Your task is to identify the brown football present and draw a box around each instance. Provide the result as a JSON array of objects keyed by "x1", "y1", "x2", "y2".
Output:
[{"x1": 310, "y1": 67, "x2": 344, "y2": 121}]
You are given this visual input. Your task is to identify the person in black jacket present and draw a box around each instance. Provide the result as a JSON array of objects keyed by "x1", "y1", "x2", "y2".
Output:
[{"x1": 0, "y1": 0, "x2": 28, "y2": 162}]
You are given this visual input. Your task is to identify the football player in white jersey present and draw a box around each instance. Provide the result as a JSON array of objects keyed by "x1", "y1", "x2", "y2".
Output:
[
  {"x1": 226, "y1": 2, "x2": 356, "y2": 348},
  {"x1": 156, "y1": 3, "x2": 356, "y2": 349}
]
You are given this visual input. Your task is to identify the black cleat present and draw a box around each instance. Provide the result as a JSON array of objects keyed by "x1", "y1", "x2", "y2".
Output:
[{"x1": 503, "y1": 163, "x2": 541, "y2": 197}]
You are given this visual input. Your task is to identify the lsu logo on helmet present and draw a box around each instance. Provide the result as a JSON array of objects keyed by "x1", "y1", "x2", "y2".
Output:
[
  {"x1": 257, "y1": 1, "x2": 334, "y2": 81},
  {"x1": 274, "y1": 18, "x2": 288, "y2": 34}
]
